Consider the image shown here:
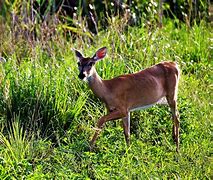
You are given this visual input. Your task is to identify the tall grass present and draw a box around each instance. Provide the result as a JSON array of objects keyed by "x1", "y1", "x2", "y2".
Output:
[{"x1": 0, "y1": 14, "x2": 212, "y2": 179}]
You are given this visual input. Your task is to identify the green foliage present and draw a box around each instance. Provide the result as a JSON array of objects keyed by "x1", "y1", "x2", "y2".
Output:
[{"x1": 0, "y1": 12, "x2": 212, "y2": 180}]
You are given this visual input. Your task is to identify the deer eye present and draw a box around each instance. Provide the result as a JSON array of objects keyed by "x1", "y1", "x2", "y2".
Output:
[
  {"x1": 88, "y1": 62, "x2": 94, "y2": 66},
  {"x1": 77, "y1": 62, "x2": 81, "y2": 66}
]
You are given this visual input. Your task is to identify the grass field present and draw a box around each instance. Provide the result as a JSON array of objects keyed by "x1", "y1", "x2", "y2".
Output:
[{"x1": 0, "y1": 19, "x2": 212, "y2": 179}]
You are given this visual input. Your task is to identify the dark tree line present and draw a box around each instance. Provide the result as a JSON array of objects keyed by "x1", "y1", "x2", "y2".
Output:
[
  {"x1": 32, "y1": 0, "x2": 210, "y2": 33},
  {"x1": 0, "y1": 0, "x2": 210, "y2": 36}
]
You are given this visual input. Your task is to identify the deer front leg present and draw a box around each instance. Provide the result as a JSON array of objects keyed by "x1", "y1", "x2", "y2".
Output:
[
  {"x1": 90, "y1": 110, "x2": 125, "y2": 149},
  {"x1": 122, "y1": 112, "x2": 130, "y2": 146}
]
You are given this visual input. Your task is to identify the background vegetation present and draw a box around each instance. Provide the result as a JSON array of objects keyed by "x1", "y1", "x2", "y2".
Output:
[{"x1": 0, "y1": 0, "x2": 212, "y2": 179}]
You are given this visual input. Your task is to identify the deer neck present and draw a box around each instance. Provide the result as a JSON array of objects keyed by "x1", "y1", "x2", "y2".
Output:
[{"x1": 87, "y1": 67, "x2": 107, "y2": 99}]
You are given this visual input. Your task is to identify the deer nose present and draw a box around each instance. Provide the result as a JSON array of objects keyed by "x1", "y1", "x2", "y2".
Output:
[{"x1": 78, "y1": 72, "x2": 85, "y2": 80}]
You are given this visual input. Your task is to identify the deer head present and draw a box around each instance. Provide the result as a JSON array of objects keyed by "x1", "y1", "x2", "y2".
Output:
[{"x1": 75, "y1": 47, "x2": 107, "y2": 81}]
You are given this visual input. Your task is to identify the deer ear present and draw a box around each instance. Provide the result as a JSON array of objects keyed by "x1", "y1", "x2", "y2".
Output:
[
  {"x1": 74, "y1": 50, "x2": 83, "y2": 60},
  {"x1": 93, "y1": 47, "x2": 107, "y2": 61}
]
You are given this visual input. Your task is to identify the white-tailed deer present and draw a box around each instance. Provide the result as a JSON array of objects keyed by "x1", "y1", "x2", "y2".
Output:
[{"x1": 75, "y1": 47, "x2": 180, "y2": 152}]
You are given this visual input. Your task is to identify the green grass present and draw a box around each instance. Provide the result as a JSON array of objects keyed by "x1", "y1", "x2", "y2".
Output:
[{"x1": 0, "y1": 19, "x2": 212, "y2": 179}]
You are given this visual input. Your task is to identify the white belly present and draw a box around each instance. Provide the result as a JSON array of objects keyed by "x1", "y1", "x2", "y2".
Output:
[
  {"x1": 129, "y1": 97, "x2": 168, "y2": 112},
  {"x1": 129, "y1": 103, "x2": 155, "y2": 112}
]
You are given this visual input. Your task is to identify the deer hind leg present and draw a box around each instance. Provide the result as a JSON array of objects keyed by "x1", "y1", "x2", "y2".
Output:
[
  {"x1": 167, "y1": 95, "x2": 180, "y2": 152},
  {"x1": 122, "y1": 112, "x2": 130, "y2": 146},
  {"x1": 90, "y1": 110, "x2": 125, "y2": 149}
]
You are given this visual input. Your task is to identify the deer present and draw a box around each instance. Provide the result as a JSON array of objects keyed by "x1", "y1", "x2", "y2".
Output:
[{"x1": 74, "y1": 47, "x2": 180, "y2": 152}]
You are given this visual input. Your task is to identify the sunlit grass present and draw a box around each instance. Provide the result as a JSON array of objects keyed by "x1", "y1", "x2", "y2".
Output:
[{"x1": 0, "y1": 19, "x2": 212, "y2": 179}]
